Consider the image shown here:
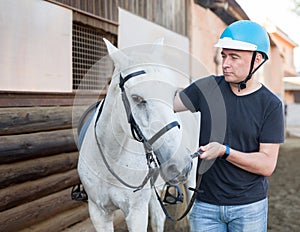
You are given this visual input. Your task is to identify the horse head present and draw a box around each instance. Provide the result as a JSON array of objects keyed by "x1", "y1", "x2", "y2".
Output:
[{"x1": 103, "y1": 38, "x2": 193, "y2": 185}]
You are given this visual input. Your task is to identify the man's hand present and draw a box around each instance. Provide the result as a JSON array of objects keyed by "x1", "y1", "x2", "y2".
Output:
[{"x1": 198, "y1": 142, "x2": 226, "y2": 160}]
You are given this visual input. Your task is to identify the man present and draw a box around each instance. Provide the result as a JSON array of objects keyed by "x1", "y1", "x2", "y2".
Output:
[{"x1": 174, "y1": 20, "x2": 284, "y2": 231}]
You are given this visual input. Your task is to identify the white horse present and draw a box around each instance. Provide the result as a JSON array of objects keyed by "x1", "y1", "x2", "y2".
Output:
[{"x1": 77, "y1": 39, "x2": 198, "y2": 232}]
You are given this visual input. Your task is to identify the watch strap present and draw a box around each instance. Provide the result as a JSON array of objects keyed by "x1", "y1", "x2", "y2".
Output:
[{"x1": 222, "y1": 144, "x2": 230, "y2": 159}]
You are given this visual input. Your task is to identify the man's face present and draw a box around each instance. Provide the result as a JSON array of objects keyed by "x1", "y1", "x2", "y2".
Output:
[{"x1": 221, "y1": 48, "x2": 254, "y2": 83}]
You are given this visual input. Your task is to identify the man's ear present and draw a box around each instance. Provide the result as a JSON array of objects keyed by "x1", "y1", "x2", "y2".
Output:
[{"x1": 255, "y1": 52, "x2": 264, "y2": 63}]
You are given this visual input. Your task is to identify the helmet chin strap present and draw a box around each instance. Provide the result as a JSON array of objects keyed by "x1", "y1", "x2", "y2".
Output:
[{"x1": 237, "y1": 51, "x2": 267, "y2": 92}]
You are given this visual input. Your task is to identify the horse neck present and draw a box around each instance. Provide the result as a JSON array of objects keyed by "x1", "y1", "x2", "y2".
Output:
[{"x1": 96, "y1": 90, "x2": 129, "y2": 157}]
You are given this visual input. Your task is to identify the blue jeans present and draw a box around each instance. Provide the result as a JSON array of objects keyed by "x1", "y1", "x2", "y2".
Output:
[{"x1": 190, "y1": 198, "x2": 268, "y2": 232}]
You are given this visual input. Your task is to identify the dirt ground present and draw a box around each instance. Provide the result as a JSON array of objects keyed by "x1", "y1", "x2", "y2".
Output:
[{"x1": 267, "y1": 137, "x2": 300, "y2": 232}]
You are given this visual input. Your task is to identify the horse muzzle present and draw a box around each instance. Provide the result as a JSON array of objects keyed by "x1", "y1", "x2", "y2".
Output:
[{"x1": 161, "y1": 158, "x2": 193, "y2": 185}]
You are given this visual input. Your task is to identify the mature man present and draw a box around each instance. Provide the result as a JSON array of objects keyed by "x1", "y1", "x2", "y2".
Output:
[{"x1": 174, "y1": 20, "x2": 284, "y2": 231}]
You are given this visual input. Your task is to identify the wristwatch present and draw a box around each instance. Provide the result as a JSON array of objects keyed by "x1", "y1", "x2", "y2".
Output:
[{"x1": 222, "y1": 145, "x2": 230, "y2": 159}]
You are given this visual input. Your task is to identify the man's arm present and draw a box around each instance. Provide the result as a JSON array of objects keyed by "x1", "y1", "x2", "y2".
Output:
[
  {"x1": 226, "y1": 143, "x2": 280, "y2": 176},
  {"x1": 173, "y1": 91, "x2": 188, "y2": 112},
  {"x1": 198, "y1": 142, "x2": 280, "y2": 176}
]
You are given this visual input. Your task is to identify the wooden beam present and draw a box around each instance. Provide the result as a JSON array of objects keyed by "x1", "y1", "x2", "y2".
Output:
[
  {"x1": 0, "y1": 106, "x2": 87, "y2": 136},
  {"x1": 0, "y1": 169, "x2": 80, "y2": 211},
  {"x1": 0, "y1": 152, "x2": 78, "y2": 188},
  {"x1": 19, "y1": 205, "x2": 90, "y2": 232},
  {"x1": 0, "y1": 188, "x2": 83, "y2": 232},
  {"x1": 0, "y1": 129, "x2": 78, "y2": 164}
]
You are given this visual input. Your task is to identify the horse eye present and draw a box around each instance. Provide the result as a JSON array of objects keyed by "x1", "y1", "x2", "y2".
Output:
[{"x1": 132, "y1": 94, "x2": 146, "y2": 104}]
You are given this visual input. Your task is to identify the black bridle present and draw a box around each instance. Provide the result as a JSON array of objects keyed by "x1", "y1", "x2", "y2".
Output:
[
  {"x1": 94, "y1": 70, "x2": 180, "y2": 192},
  {"x1": 119, "y1": 70, "x2": 180, "y2": 160},
  {"x1": 94, "y1": 69, "x2": 202, "y2": 222}
]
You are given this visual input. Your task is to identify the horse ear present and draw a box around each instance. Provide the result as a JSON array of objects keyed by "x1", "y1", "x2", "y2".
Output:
[
  {"x1": 103, "y1": 38, "x2": 130, "y2": 71},
  {"x1": 103, "y1": 38, "x2": 118, "y2": 54}
]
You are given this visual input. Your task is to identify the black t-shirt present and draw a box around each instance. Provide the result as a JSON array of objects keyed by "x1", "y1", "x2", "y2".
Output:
[{"x1": 180, "y1": 75, "x2": 285, "y2": 205}]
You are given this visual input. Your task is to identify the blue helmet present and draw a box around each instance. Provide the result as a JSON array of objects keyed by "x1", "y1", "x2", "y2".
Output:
[{"x1": 215, "y1": 20, "x2": 270, "y2": 59}]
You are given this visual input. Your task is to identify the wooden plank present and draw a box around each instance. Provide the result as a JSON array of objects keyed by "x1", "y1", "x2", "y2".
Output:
[
  {"x1": 62, "y1": 218, "x2": 96, "y2": 232},
  {"x1": 0, "y1": 92, "x2": 102, "y2": 107},
  {"x1": 0, "y1": 129, "x2": 77, "y2": 164},
  {"x1": 0, "y1": 188, "x2": 83, "y2": 232},
  {"x1": 0, "y1": 92, "x2": 75, "y2": 107},
  {"x1": 0, "y1": 106, "x2": 87, "y2": 136},
  {"x1": 0, "y1": 152, "x2": 78, "y2": 188},
  {"x1": 0, "y1": 169, "x2": 80, "y2": 211},
  {"x1": 19, "y1": 205, "x2": 90, "y2": 232},
  {"x1": 63, "y1": 209, "x2": 125, "y2": 232}
]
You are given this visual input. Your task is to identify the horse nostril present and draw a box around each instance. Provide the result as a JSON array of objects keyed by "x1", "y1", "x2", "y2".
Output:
[{"x1": 166, "y1": 164, "x2": 180, "y2": 179}]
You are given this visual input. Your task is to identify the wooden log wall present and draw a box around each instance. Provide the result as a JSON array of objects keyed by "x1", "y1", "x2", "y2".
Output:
[{"x1": 0, "y1": 104, "x2": 91, "y2": 231}]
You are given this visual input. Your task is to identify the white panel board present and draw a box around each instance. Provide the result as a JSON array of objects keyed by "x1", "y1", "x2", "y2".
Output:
[
  {"x1": 0, "y1": 0, "x2": 72, "y2": 92},
  {"x1": 118, "y1": 8, "x2": 189, "y2": 51},
  {"x1": 118, "y1": 8, "x2": 190, "y2": 88}
]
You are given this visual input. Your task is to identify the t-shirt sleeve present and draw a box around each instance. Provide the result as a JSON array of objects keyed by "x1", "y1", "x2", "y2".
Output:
[
  {"x1": 260, "y1": 101, "x2": 285, "y2": 143},
  {"x1": 179, "y1": 82, "x2": 202, "y2": 112},
  {"x1": 179, "y1": 76, "x2": 217, "y2": 113}
]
